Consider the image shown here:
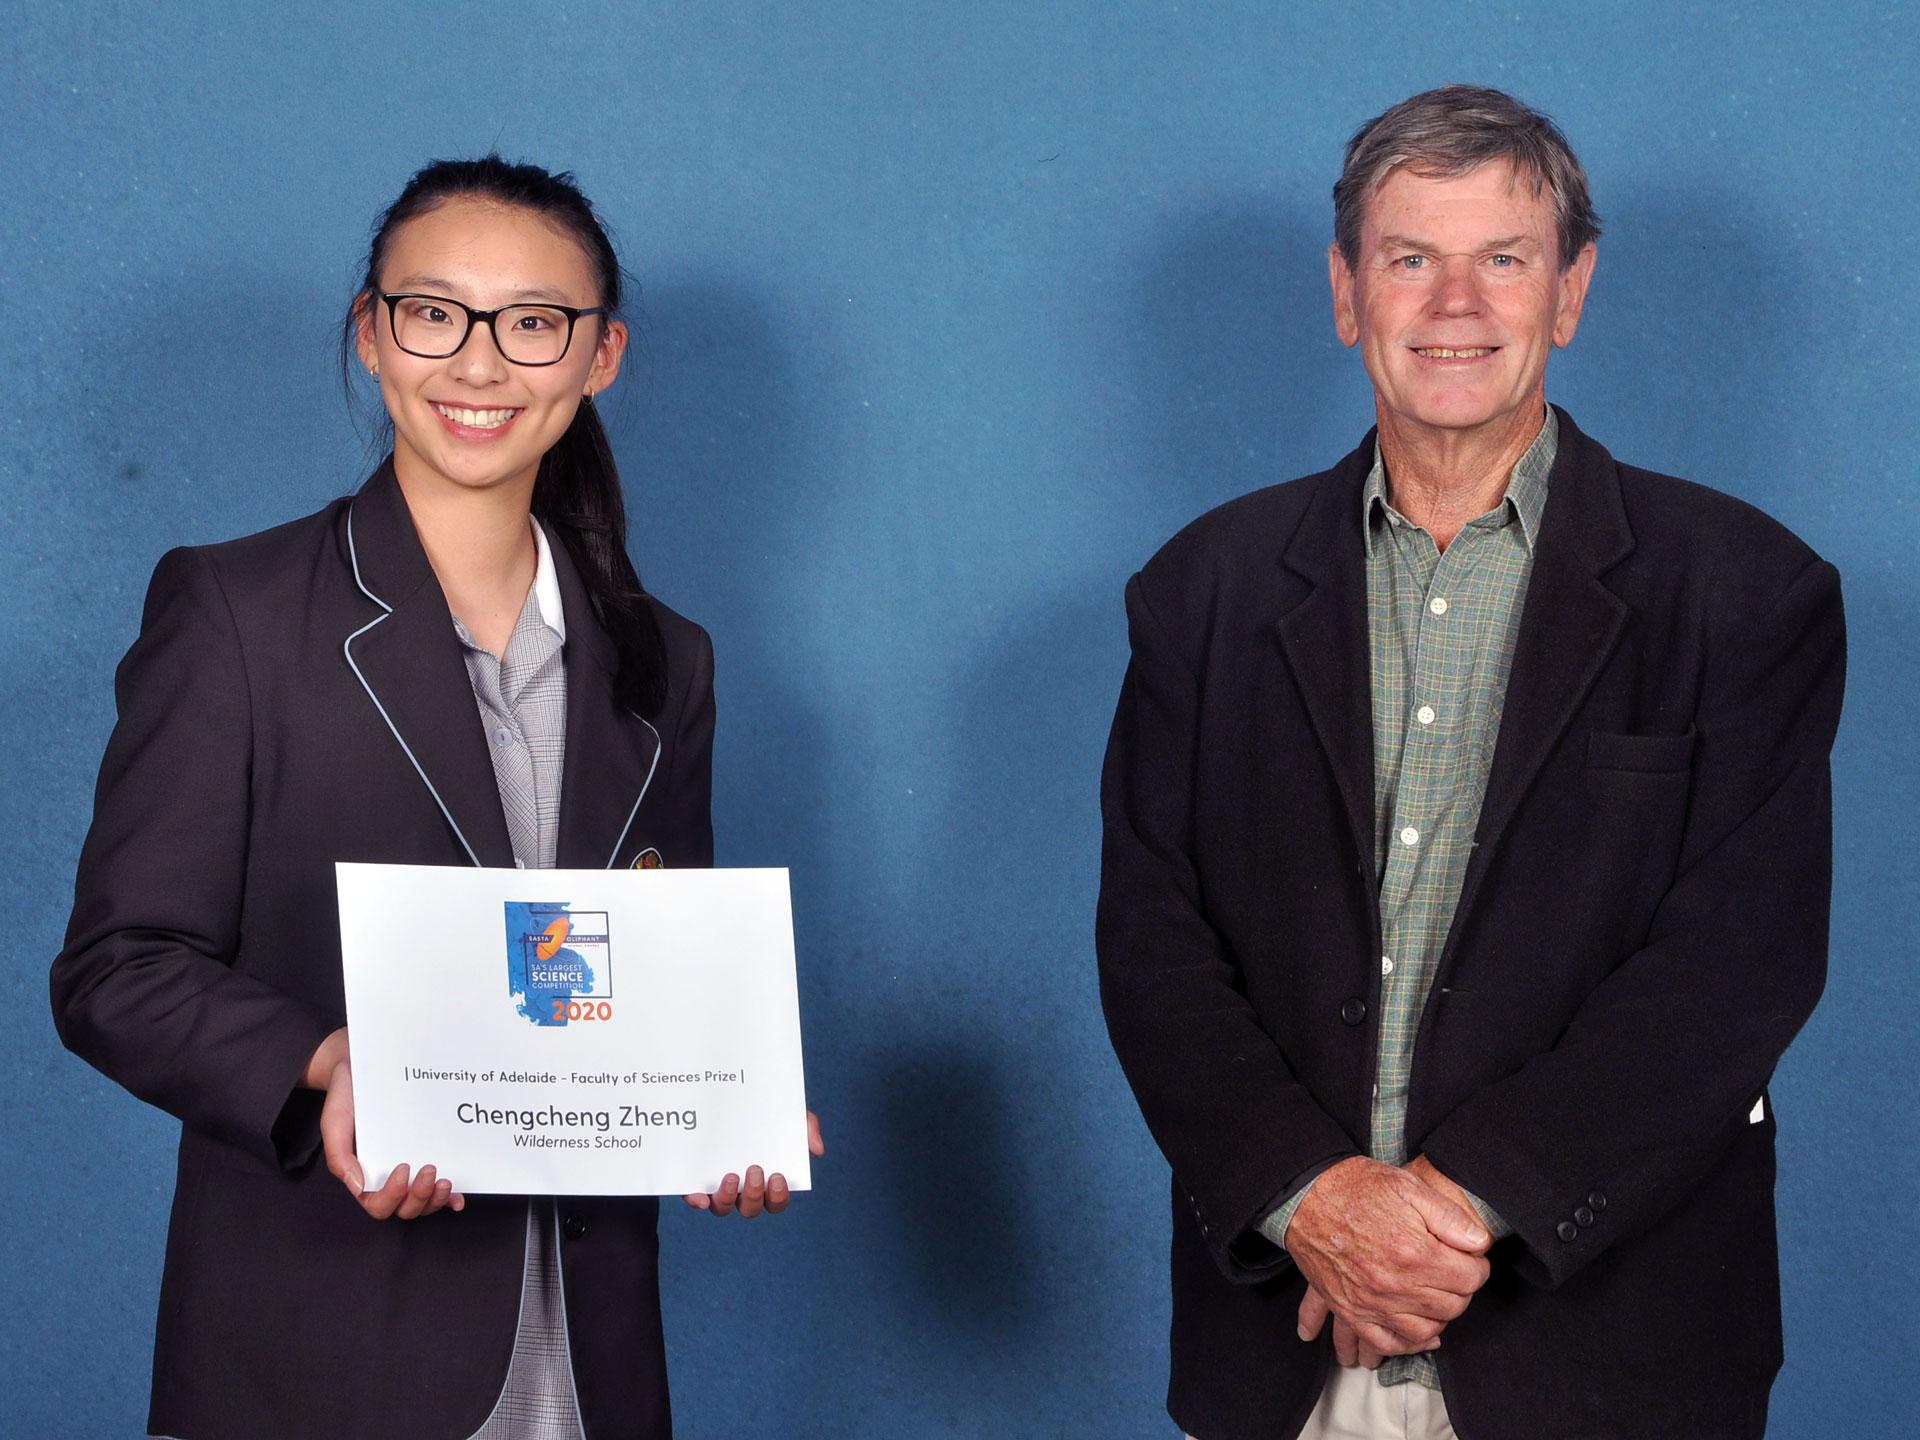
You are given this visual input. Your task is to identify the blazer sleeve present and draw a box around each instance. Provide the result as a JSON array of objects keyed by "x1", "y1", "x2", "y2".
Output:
[
  {"x1": 1422, "y1": 553, "x2": 1846, "y2": 1289},
  {"x1": 1097, "y1": 570, "x2": 1361, "y2": 1282},
  {"x1": 51, "y1": 547, "x2": 339, "y2": 1171}
]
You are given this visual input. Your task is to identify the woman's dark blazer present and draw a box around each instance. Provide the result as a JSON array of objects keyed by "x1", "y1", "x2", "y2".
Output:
[{"x1": 52, "y1": 461, "x2": 713, "y2": 1440}]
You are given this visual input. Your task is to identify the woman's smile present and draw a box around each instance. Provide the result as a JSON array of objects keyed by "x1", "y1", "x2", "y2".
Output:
[{"x1": 430, "y1": 401, "x2": 525, "y2": 439}]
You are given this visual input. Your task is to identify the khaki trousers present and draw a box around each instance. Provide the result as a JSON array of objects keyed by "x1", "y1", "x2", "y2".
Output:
[{"x1": 1187, "y1": 1362, "x2": 1460, "y2": 1440}]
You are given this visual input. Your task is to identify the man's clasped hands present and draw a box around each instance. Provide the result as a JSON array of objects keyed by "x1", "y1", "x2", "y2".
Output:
[{"x1": 1287, "y1": 1155, "x2": 1493, "y2": 1370}]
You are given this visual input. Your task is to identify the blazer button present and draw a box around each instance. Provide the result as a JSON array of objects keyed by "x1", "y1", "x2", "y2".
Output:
[
  {"x1": 1574, "y1": 1206, "x2": 1595, "y2": 1227},
  {"x1": 1588, "y1": 1191, "x2": 1607, "y2": 1212},
  {"x1": 1340, "y1": 998, "x2": 1368, "y2": 1026},
  {"x1": 1556, "y1": 1221, "x2": 1579, "y2": 1243},
  {"x1": 562, "y1": 1214, "x2": 588, "y2": 1241}
]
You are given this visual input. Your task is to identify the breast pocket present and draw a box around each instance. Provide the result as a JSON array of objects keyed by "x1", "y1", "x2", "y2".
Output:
[
  {"x1": 1579, "y1": 728, "x2": 1696, "y2": 947},
  {"x1": 1586, "y1": 728, "x2": 1696, "y2": 774}
]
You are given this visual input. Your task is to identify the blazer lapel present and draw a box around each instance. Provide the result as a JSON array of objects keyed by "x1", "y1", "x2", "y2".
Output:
[
  {"x1": 1274, "y1": 437, "x2": 1380, "y2": 886},
  {"x1": 339, "y1": 462, "x2": 517, "y2": 869},
  {"x1": 548, "y1": 535, "x2": 663, "y2": 871},
  {"x1": 1444, "y1": 408, "x2": 1635, "y2": 949}
]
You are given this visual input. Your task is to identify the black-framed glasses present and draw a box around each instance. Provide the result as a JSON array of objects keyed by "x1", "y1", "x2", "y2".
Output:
[{"x1": 378, "y1": 292, "x2": 608, "y2": 366}]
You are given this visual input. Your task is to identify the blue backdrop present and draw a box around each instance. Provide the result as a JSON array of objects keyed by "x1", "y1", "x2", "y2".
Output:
[{"x1": 4, "y1": 3, "x2": 1914, "y2": 1435}]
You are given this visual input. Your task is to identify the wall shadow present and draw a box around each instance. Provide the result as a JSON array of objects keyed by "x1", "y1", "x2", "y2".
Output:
[
  {"x1": 858, "y1": 1036, "x2": 1041, "y2": 1324},
  {"x1": 607, "y1": 276, "x2": 836, "y2": 870},
  {"x1": 1554, "y1": 182, "x2": 1824, "y2": 513},
  {"x1": 922, "y1": 583, "x2": 1163, "y2": 1411},
  {"x1": 1116, "y1": 197, "x2": 1372, "y2": 537}
]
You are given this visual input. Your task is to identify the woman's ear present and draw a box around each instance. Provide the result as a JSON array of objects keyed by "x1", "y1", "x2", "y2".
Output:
[
  {"x1": 584, "y1": 317, "x2": 628, "y2": 398},
  {"x1": 352, "y1": 292, "x2": 381, "y2": 376}
]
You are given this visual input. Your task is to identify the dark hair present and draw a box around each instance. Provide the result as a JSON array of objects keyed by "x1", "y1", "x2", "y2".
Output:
[
  {"x1": 341, "y1": 154, "x2": 668, "y2": 719},
  {"x1": 1333, "y1": 85, "x2": 1601, "y2": 271}
]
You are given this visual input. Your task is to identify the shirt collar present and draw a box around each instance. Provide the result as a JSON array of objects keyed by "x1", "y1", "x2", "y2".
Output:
[
  {"x1": 1362, "y1": 406, "x2": 1558, "y2": 556},
  {"x1": 529, "y1": 516, "x2": 566, "y2": 643}
]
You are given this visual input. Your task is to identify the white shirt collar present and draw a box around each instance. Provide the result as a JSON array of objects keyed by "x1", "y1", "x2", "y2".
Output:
[{"x1": 530, "y1": 516, "x2": 566, "y2": 643}]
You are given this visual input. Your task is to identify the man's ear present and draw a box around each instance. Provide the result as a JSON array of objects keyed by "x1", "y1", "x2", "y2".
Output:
[
  {"x1": 1329, "y1": 242, "x2": 1360, "y2": 348},
  {"x1": 1552, "y1": 242, "x2": 1597, "y2": 348}
]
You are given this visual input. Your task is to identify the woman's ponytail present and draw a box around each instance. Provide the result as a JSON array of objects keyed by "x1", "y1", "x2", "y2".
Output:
[{"x1": 534, "y1": 397, "x2": 669, "y2": 719}]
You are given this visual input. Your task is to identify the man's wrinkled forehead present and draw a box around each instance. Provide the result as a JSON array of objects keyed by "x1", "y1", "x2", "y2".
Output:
[{"x1": 1356, "y1": 158, "x2": 1561, "y2": 255}]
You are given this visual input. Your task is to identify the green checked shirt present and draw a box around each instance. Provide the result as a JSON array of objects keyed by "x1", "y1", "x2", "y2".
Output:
[{"x1": 1261, "y1": 407, "x2": 1558, "y2": 1390}]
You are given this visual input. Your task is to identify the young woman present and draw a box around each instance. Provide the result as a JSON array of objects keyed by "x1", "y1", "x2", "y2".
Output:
[{"x1": 52, "y1": 156, "x2": 819, "y2": 1440}]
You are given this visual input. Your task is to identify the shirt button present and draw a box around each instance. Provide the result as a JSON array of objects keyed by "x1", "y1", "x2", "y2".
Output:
[
  {"x1": 1399, "y1": 825, "x2": 1420, "y2": 847},
  {"x1": 1381, "y1": 955, "x2": 1395, "y2": 976},
  {"x1": 1429, "y1": 596, "x2": 1449, "y2": 616},
  {"x1": 1416, "y1": 705, "x2": 1436, "y2": 726},
  {"x1": 494, "y1": 726, "x2": 513, "y2": 747}
]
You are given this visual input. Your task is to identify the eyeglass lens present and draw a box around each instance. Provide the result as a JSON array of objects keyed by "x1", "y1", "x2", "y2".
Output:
[{"x1": 390, "y1": 296, "x2": 576, "y2": 365}]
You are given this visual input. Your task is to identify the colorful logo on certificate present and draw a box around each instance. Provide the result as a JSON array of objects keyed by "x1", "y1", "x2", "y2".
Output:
[{"x1": 503, "y1": 901, "x2": 612, "y2": 1027}]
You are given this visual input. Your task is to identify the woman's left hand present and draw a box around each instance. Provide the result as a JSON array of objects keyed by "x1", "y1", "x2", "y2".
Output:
[{"x1": 684, "y1": 1110, "x2": 825, "y2": 1218}]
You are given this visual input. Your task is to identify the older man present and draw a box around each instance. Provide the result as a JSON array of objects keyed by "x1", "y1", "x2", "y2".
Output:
[{"x1": 1097, "y1": 86, "x2": 1844, "y2": 1440}]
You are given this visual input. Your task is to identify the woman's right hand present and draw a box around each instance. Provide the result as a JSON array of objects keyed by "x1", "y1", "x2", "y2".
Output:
[{"x1": 306, "y1": 1027, "x2": 464, "y2": 1220}]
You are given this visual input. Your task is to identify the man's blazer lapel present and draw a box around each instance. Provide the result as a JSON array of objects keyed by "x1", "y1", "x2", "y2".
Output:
[
  {"x1": 1274, "y1": 436, "x2": 1380, "y2": 886},
  {"x1": 1446, "y1": 407, "x2": 1636, "y2": 949},
  {"x1": 339, "y1": 462, "x2": 517, "y2": 869},
  {"x1": 548, "y1": 535, "x2": 663, "y2": 871}
]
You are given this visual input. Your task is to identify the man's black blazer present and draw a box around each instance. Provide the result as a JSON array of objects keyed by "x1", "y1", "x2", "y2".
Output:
[
  {"x1": 1097, "y1": 409, "x2": 1846, "y2": 1440},
  {"x1": 53, "y1": 462, "x2": 714, "y2": 1440}
]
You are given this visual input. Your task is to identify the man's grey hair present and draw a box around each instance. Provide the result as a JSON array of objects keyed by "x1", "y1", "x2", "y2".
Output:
[{"x1": 1333, "y1": 85, "x2": 1602, "y2": 270}]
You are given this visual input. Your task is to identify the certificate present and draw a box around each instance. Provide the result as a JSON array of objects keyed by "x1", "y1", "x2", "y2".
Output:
[{"x1": 335, "y1": 863, "x2": 811, "y2": 1197}]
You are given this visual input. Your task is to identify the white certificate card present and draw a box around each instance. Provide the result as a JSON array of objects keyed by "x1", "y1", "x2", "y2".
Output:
[{"x1": 335, "y1": 863, "x2": 811, "y2": 1196}]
